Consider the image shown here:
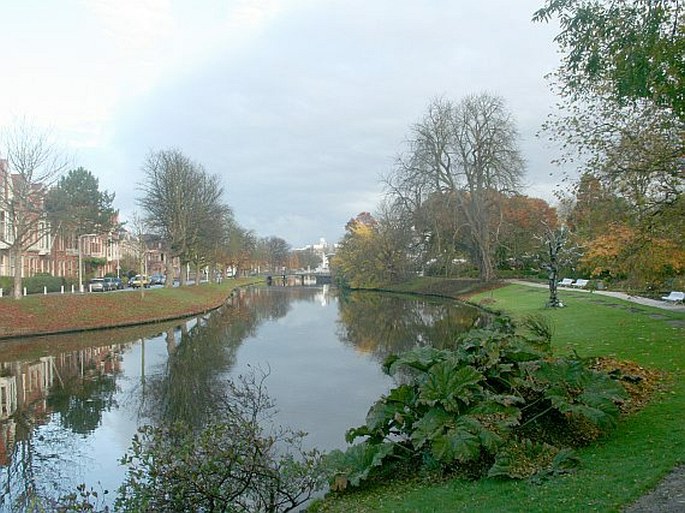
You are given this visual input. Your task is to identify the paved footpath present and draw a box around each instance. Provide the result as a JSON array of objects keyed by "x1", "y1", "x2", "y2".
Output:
[
  {"x1": 510, "y1": 280, "x2": 685, "y2": 511},
  {"x1": 508, "y1": 280, "x2": 685, "y2": 312}
]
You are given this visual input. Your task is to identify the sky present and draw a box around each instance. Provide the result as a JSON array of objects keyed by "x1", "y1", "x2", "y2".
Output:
[{"x1": 1, "y1": 0, "x2": 564, "y2": 248}]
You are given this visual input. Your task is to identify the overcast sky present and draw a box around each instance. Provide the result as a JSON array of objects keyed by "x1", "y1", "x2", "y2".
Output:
[{"x1": 1, "y1": 0, "x2": 564, "y2": 248}]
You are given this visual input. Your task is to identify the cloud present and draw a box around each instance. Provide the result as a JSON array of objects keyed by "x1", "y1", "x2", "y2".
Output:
[{"x1": 4, "y1": 0, "x2": 564, "y2": 247}]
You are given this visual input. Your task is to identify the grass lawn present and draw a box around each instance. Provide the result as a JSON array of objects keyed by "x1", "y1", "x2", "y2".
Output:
[
  {"x1": 0, "y1": 277, "x2": 262, "y2": 339},
  {"x1": 311, "y1": 283, "x2": 685, "y2": 513}
]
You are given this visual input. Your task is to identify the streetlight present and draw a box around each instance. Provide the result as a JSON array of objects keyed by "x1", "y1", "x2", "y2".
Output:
[{"x1": 78, "y1": 233, "x2": 97, "y2": 293}]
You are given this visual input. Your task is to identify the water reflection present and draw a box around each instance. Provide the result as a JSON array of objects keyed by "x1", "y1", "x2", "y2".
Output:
[
  {"x1": 0, "y1": 285, "x2": 484, "y2": 511},
  {"x1": 337, "y1": 291, "x2": 489, "y2": 361},
  {"x1": 139, "y1": 287, "x2": 297, "y2": 429},
  {"x1": 0, "y1": 343, "x2": 131, "y2": 511}
]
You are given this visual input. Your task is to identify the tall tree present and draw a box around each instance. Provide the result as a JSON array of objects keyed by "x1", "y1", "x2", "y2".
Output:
[
  {"x1": 535, "y1": 0, "x2": 684, "y2": 287},
  {"x1": 224, "y1": 225, "x2": 257, "y2": 278},
  {"x1": 138, "y1": 149, "x2": 229, "y2": 287},
  {"x1": 332, "y1": 212, "x2": 381, "y2": 288},
  {"x1": 44, "y1": 167, "x2": 116, "y2": 236},
  {"x1": 0, "y1": 120, "x2": 69, "y2": 299},
  {"x1": 387, "y1": 94, "x2": 525, "y2": 281},
  {"x1": 186, "y1": 170, "x2": 232, "y2": 285},
  {"x1": 139, "y1": 149, "x2": 196, "y2": 286}
]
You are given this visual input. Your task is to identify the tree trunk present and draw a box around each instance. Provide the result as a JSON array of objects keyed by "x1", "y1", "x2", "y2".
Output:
[
  {"x1": 180, "y1": 262, "x2": 187, "y2": 287},
  {"x1": 12, "y1": 247, "x2": 23, "y2": 300},
  {"x1": 165, "y1": 258, "x2": 174, "y2": 288}
]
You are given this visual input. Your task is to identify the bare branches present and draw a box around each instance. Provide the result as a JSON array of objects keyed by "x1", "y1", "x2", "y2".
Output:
[
  {"x1": 0, "y1": 118, "x2": 70, "y2": 299},
  {"x1": 2, "y1": 119, "x2": 70, "y2": 186},
  {"x1": 138, "y1": 148, "x2": 234, "y2": 285},
  {"x1": 385, "y1": 93, "x2": 525, "y2": 281}
]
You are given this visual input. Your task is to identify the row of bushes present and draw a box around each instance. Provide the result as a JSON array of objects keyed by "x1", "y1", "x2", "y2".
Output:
[
  {"x1": 0, "y1": 271, "x2": 146, "y2": 296},
  {"x1": 0, "y1": 274, "x2": 73, "y2": 295}
]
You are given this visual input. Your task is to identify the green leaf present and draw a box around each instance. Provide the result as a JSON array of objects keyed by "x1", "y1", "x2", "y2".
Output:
[
  {"x1": 410, "y1": 408, "x2": 453, "y2": 448},
  {"x1": 385, "y1": 347, "x2": 446, "y2": 375},
  {"x1": 432, "y1": 428, "x2": 481, "y2": 464},
  {"x1": 326, "y1": 441, "x2": 397, "y2": 488},
  {"x1": 419, "y1": 363, "x2": 483, "y2": 411}
]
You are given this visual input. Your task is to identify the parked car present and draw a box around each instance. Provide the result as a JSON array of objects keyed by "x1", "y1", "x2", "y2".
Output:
[
  {"x1": 88, "y1": 278, "x2": 107, "y2": 292},
  {"x1": 104, "y1": 277, "x2": 124, "y2": 290},
  {"x1": 149, "y1": 273, "x2": 165, "y2": 286},
  {"x1": 129, "y1": 274, "x2": 150, "y2": 288}
]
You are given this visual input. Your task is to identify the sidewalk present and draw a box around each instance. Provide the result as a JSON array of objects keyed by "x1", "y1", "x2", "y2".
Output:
[{"x1": 508, "y1": 280, "x2": 685, "y2": 313}]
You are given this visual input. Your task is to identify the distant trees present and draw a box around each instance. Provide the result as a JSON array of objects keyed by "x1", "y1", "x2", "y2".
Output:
[
  {"x1": 291, "y1": 247, "x2": 322, "y2": 271},
  {"x1": 224, "y1": 224, "x2": 257, "y2": 277},
  {"x1": 0, "y1": 120, "x2": 69, "y2": 299},
  {"x1": 332, "y1": 208, "x2": 414, "y2": 288},
  {"x1": 499, "y1": 195, "x2": 558, "y2": 270},
  {"x1": 256, "y1": 236, "x2": 291, "y2": 272}
]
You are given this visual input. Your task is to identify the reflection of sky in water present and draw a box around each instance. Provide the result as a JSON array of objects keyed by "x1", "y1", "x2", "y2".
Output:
[{"x1": 227, "y1": 294, "x2": 392, "y2": 451}]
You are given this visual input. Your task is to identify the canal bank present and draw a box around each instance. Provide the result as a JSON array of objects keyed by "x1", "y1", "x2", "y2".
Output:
[{"x1": 0, "y1": 277, "x2": 262, "y2": 339}]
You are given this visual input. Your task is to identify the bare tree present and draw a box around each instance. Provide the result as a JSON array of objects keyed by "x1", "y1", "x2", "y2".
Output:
[
  {"x1": 139, "y1": 149, "x2": 199, "y2": 287},
  {"x1": 387, "y1": 94, "x2": 524, "y2": 281},
  {"x1": 0, "y1": 119, "x2": 69, "y2": 299},
  {"x1": 129, "y1": 212, "x2": 149, "y2": 299},
  {"x1": 186, "y1": 169, "x2": 232, "y2": 285}
]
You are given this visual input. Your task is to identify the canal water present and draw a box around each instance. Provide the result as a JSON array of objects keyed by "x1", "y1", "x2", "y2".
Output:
[{"x1": 0, "y1": 285, "x2": 487, "y2": 511}]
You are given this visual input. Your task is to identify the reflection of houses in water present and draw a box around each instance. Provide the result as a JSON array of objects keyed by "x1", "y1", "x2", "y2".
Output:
[
  {"x1": 0, "y1": 375, "x2": 17, "y2": 467},
  {"x1": 0, "y1": 357, "x2": 52, "y2": 468},
  {"x1": 0, "y1": 345, "x2": 126, "y2": 470}
]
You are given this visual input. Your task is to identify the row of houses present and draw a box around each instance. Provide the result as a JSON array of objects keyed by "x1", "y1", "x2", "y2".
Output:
[{"x1": 0, "y1": 157, "x2": 168, "y2": 282}]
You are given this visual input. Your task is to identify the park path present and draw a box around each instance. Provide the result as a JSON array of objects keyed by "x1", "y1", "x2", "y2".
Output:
[{"x1": 507, "y1": 280, "x2": 685, "y2": 312}]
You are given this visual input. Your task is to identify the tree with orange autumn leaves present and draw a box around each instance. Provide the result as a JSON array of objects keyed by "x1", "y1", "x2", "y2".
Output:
[
  {"x1": 498, "y1": 195, "x2": 558, "y2": 268},
  {"x1": 564, "y1": 174, "x2": 685, "y2": 288},
  {"x1": 581, "y1": 224, "x2": 685, "y2": 286}
]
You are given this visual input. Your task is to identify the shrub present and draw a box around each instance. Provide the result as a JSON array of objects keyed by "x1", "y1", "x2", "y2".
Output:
[
  {"x1": 327, "y1": 318, "x2": 628, "y2": 488},
  {"x1": 24, "y1": 273, "x2": 66, "y2": 294},
  {"x1": 115, "y1": 372, "x2": 327, "y2": 513},
  {"x1": 51, "y1": 372, "x2": 327, "y2": 513},
  {"x1": 0, "y1": 274, "x2": 67, "y2": 295}
]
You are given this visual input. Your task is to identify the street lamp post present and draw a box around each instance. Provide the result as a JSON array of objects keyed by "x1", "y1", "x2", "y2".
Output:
[{"x1": 78, "y1": 233, "x2": 97, "y2": 293}]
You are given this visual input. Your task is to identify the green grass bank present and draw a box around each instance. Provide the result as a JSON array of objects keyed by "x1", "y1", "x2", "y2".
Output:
[
  {"x1": 312, "y1": 279, "x2": 685, "y2": 513},
  {"x1": 0, "y1": 277, "x2": 262, "y2": 339}
]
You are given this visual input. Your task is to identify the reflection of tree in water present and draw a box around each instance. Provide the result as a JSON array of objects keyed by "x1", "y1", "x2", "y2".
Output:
[
  {"x1": 48, "y1": 374, "x2": 118, "y2": 435},
  {"x1": 141, "y1": 286, "x2": 309, "y2": 429},
  {"x1": 336, "y1": 291, "x2": 489, "y2": 361}
]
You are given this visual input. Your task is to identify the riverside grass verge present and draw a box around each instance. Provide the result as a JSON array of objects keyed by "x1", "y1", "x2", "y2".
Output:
[
  {"x1": 0, "y1": 277, "x2": 262, "y2": 339},
  {"x1": 311, "y1": 279, "x2": 685, "y2": 513}
]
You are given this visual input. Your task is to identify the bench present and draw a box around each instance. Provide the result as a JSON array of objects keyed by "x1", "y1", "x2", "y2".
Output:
[
  {"x1": 661, "y1": 291, "x2": 684, "y2": 304},
  {"x1": 571, "y1": 279, "x2": 589, "y2": 288},
  {"x1": 558, "y1": 278, "x2": 574, "y2": 287}
]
